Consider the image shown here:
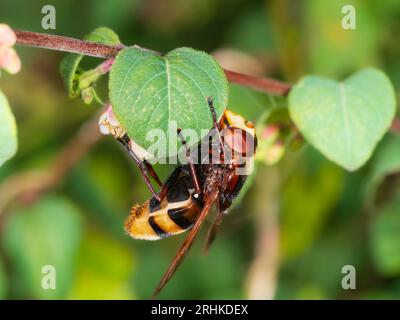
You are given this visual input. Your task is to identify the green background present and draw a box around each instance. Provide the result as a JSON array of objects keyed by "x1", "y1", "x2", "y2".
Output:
[{"x1": 0, "y1": 0, "x2": 400, "y2": 299}]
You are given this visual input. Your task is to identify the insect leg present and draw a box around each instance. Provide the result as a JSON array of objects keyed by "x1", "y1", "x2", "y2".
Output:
[
  {"x1": 117, "y1": 134, "x2": 161, "y2": 202},
  {"x1": 203, "y1": 201, "x2": 225, "y2": 254},
  {"x1": 98, "y1": 106, "x2": 162, "y2": 198},
  {"x1": 153, "y1": 190, "x2": 219, "y2": 297},
  {"x1": 177, "y1": 128, "x2": 201, "y2": 195},
  {"x1": 144, "y1": 160, "x2": 163, "y2": 187}
]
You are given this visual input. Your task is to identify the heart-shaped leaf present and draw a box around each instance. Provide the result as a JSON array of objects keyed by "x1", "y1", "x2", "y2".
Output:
[
  {"x1": 109, "y1": 47, "x2": 228, "y2": 159},
  {"x1": 0, "y1": 89, "x2": 17, "y2": 167},
  {"x1": 60, "y1": 27, "x2": 120, "y2": 97},
  {"x1": 289, "y1": 68, "x2": 396, "y2": 171}
]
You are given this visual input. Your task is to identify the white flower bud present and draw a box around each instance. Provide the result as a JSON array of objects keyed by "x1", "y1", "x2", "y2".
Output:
[{"x1": 98, "y1": 105, "x2": 125, "y2": 138}]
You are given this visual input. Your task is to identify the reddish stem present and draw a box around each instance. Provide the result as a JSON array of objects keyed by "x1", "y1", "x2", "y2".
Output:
[
  {"x1": 14, "y1": 29, "x2": 292, "y2": 96},
  {"x1": 14, "y1": 30, "x2": 122, "y2": 58},
  {"x1": 224, "y1": 70, "x2": 291, "y2": 96}
]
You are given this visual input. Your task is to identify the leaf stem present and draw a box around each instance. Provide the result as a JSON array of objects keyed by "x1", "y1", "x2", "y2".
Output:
[{"x1": 14, "y1": 29, "x2": 292, "y2": 96}]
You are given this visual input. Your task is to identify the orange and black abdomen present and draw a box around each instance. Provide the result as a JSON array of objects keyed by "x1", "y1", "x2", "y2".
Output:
[{"x1": 125, "y1": 166, "x2": 203, "y2": 240}]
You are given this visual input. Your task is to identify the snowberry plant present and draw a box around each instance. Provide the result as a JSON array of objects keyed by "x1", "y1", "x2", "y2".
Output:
[{"x1": 0, "y1": 25, "x2": 397, "y2": 175}]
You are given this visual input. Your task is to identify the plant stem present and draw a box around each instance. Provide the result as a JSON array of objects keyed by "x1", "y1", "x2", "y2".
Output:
[
  {"x1": 14, "y1": 29, "x2": 292, "y2": 96},
  {"x1": 15, "y1": 30, "x2": 398, "y2": 126},
  {"x1": 224, "y1": 70, "x2": 291, "y2": 96},
  {"x1": 14, "y1": 30, "x2": 122, "y2": 58}
]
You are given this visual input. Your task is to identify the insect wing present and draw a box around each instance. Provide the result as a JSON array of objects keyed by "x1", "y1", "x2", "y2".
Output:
[{"x1": 153, "y1": 190, "x2": 219, "y2": 297}]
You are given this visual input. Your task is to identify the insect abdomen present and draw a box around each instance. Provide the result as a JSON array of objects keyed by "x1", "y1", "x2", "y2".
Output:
[{"x1": 125, "y1": 196, "x2": 202, "y2": 240}]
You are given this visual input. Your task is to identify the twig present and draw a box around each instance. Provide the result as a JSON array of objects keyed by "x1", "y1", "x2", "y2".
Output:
[
  {"x1": 14, "y1": 30, "x2": 122, "y2": 58},
  {"x1": 224, "y1": 70, "x2": 291, "y2": 96},
  {"x1": 14, "y1": 29, "x2": 292, "y2": 96},
  {"x1": 0, "y1": 115, "x2": 102, "y2": 217}
]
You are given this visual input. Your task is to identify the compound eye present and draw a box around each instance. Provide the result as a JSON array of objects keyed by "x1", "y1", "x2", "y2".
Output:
[{"x1": 222, "y1": 128, "x2": 256, "y2": 157}]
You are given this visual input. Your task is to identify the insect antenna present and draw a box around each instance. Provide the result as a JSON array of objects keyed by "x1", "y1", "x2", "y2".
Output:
[{"x1": 144, "y1": 159, "x2": 163, "y2": 187}]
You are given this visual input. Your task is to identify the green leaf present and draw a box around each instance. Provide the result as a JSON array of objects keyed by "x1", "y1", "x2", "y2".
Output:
[
  {"x1": 59, "y1": 27, "x2": 120, "y2": 97},
  {"x1": 289, "y1": 68, "x2": 396, "y2": 171},
  {"x1": 109, "y1": 47, "x2": 229, "y2": 159},
  {"x1": 370, "y1": 202, "x2": 400, "y2": 276},
  {"x1": 365, "y1": 134, "x2": 400, "y2": 202},
  {"x1": 2, "y1": 195, "x2": 83, "y2": 299},
  {"x1": 0, "y1": 89, "x2": 17, "y2": 167}
]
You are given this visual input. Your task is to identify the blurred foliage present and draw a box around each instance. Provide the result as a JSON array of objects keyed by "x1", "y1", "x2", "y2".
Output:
[
  {"x1": 0, "y1": 89, "x2": 17, "y2": 167},
  {"x1": 304, "y1": 0, "x2": 382, "y2": 78},
  {"x1": 280, "y1": 149, "x2": 344, "y2": 259},
  {"x1": 370, "y1": 199, "x2": 400, "y2": 277},
  {"x1": 364, "y1": 134, "x2": 400, "y2": 205},
  {"x1": 0, "y1": 257, "x2": 5, "y2": 299},
  {"x1": 68, "y1": 228, "x2": 135, "y2": 299},
  {"x1": 2, "y1": 195, "x2": 83, "y2": 299},
  {"x1": 0, "y1": 0, "x2": 399, "y2": 300}
]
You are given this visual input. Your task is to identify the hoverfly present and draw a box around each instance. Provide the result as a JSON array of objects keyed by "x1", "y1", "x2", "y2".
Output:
[{"x1": 99, "y1": 98, "x2": 257, "y2": 297}]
